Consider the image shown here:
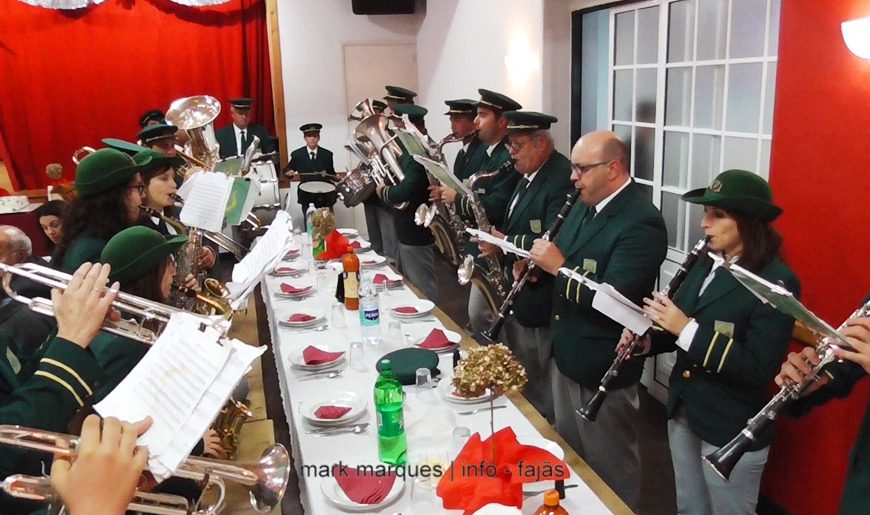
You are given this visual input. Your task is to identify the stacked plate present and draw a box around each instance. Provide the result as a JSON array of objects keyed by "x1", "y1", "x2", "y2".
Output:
[
  {"x1": 388, "y1": 300, "x2": 435, "y2": 319},
  {"x1": 270, "y1": 265, "x2": 306, "y2": 277},
  {"x1": 278, "y1": 309, "x2": 326, "y2": 329},
  {"x1": 288, "y1": 344, "x2": 346, "y2": 371},
  {"x1": 348, "y1": 239, "x2": 372, "y2": 252},
  {"x1": 275, "y1": 283, "x2": 315, "y2": 300},
  {"x1": 320, "y1": 470, "x2": 405, "y2": 512},
  {"x1": 359, "y1": 255, "x2": 387, "y2": 269},
  {"x1": 283, "y1": 248, "x2": 301, "y2": 260},
  {"x1": 409, "y1": 326, "x2": 461, "y2": 353},
  {"x1": 437, "y1": 378, "x2": 492, "y2": 404},
  {"x1": 372, "y1": 272, "x2": 403, "y2": 292},
  {"x1": 338, "y1": 228, "x2": 359, "y2": 238},
  {"x1": 299, "y1": 391, "x2": 366, "y2": 427}
]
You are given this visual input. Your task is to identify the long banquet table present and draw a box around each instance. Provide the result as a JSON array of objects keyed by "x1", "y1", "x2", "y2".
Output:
[{"x1": 261, "y1": 241, "x2": 631, "y2": 514}]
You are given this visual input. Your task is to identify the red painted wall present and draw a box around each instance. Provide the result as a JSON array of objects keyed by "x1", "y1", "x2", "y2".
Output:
[{"x1": 764, "y1": 1, "x2": 870, "y2": 513}]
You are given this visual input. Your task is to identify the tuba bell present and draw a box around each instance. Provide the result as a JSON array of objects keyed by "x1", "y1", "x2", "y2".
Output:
[
  {"x1": 353, "y1": 114, "x2": 408, "y2": 209},
  {"x1": 348, "y1": 98, "x2": 378, "y2": 121},
  {"x1": 166, "y1": 95, "x2": 222, "y2": 170}
]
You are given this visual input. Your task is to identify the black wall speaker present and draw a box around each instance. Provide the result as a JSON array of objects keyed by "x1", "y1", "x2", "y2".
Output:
[{"x1": 351, "y1": 0, "x2": 416, "y2": 15}]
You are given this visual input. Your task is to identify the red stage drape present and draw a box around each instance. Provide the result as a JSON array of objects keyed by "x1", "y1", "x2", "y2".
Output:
[{"x1": 0, "y1": 0, "x2": 274, "y2": 189}]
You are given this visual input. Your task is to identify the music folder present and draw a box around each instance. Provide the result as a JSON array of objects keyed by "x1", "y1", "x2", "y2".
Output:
[{"x1": 413, "y1": 155, "x2": 473, "y2": 196}]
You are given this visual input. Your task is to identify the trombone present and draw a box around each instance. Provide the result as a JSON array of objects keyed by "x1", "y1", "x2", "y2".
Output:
[{"x1": 0, "y1": 425, "x2": 290, "y2": 514}]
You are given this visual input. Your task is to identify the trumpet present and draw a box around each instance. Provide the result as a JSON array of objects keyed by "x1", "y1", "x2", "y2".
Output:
[
  {"x1": 703, "y1": 296, "x2": 870, "y2": 480},
  {"x1": 0, "y1": 261, "x2": 221, "y2": 345},
  {"x1": 0, "y1": 424, "x2": 290, "y2": 513},
  {"x1": 575, "y1": 237, "x2": 709, "y2": 421}
]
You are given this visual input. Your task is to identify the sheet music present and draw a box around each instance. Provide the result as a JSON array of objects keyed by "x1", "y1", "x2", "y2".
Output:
[
  {"x1": 179, "y1": 172, "x2": 233, "y2": 232},
  {"x1": 558, "y1": 267, "x2": 652, "y2": 334},
  {"x1": 414, "y1": 155, "x2": 472, "y2": 196},
  {"x1": 228, "y1": 210, "x2": 294, "y2": 307},
  {"x1": 465, "y1": 228, "x2": 530, "y2": 258}
]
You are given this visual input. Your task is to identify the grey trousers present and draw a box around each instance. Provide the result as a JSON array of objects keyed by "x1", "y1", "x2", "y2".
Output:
[
  {"x1": 668, "y1": 410, "x2": 769, "y2": 515},
  {"x1": 550, "y1": 363, "x2": 642, "y2": 512},
  {"x1": 502, "y1": 320, "x2": 552, "y2": 421},
  {"x1": 363, "y1": 202, "x2": 383, "y2": 256},
  {"x1": 468, "y1": 283, "x2": 495, "y2": 337},
  {"x1": 396, "y1": 243, "x2": 437, "y2": 302},
  {"x1": 377, "y1": 206, "x2": 399, "y2": 266}
]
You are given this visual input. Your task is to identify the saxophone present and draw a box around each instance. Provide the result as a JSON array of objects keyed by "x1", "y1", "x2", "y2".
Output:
[{"x1": 456, "y1": 161, "x2": 513, "y2": 315}]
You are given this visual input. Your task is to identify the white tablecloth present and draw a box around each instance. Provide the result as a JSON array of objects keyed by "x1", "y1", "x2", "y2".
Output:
[{"x1": 261, "y1": 246, "x2": 615, "y2": 514}]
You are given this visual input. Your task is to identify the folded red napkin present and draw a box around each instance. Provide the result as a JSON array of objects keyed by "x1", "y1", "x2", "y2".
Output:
[
  {"x1": 350, "y1": 241, "x2": 362, "y2": 249},
  {"x1": 373, "y1": 273, "x2": 389, "y2": 285},
  {"x1": 285, "y1": 249, "x2": 300, "y2": 257},
  {"x1": 437, "y1": 427, "x2": 571, "y2": 514},
  {"x1": 302, "y1": 346, "x2": 345, "y2": 365},
  {"x1": 274, "y1": 267, "x2": 301, "y2": 274},
  {"x1": 314, "y1": 405, "x2": 352, "y2": 419},
  {"x1": 420, "y1": 329, "x2": 451, "y2": 349},
  {"x1": 288, "y1": 313, "x2": 316, "y2": 323},
  {"x1": 393, "y1": 306, "x2": 418, "y2": 314},
  {"x1": 281, "y1": 283, "x2": 311, "y2": 294},
  {"x1": 333, "y1": 465, "x2": 397, "y2": 505},
  {"x1": 362, "y1": 260, "x2": 378, "y2": 265}
]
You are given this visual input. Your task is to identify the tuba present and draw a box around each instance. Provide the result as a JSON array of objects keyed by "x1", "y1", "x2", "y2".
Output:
[
  {"x1": 348, "y1": 97, "x2": 378, "y2": 121},
  {"x1": 353, "y1": 114, "x2": 408, "y2": 209},
  {"x1": 166, "y1": 95, "x2": 222, "y2": 171}
]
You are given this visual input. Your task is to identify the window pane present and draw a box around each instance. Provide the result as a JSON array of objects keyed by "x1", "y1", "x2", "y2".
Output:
[
  {"x1": 668, "y1": 0, "x2": 695, "y2": 63},
  {"x1": 687, "y1": 203, "x2": 706, "y2": 248},
  {"x1": 615, "y1": 11, "x2": 635, "y2": 65},
  {"x1": 662, "y1": 191, "x2": 685, "y2": 248},
  {"x1": 759, "y1": 139, "x2": 771, "y2": 179},
  {"x1": 694, "y1": 65, "x2": 725, "y2": 129},
  {"x1": 635, "y1": 127, "x2": 656, "y2": 181},
  {"x1": 768, "y1": 0, "x2": 781, "y2": 57},
  {"x1": 696, "y1": 0, "x2": 727, "y2": 61},
  {"x1": 729, "y1": 0, "x2": 767, "y2": 58},
  {"x1": 637, "y1": 6, "x2": 660, "y2": 64},
  {"x1": 722, "y1": 136, "x2": 758, "y2": 171},
  {"x1": 663, "y1": 131, "x2": 689, "y2": 189},
  {"x1": 636, "y1": 68, "x2": 657, "y2": 123},
  {"x1": 762, "y1": 62, "x2": 777, "y2": 134},
  {"x1": 613, "y1": 124, "x2": 632, "y2": 149},
  {"x1": 726, "y1": 63, "x2": 763, "y2": 133},
  {"x1": 690, "y1": 134, "x2": 721, "y2": 189},
  {"x1": 666, "y1": 67, "x2": 692, "y2": 126},
  {"x1": 613, "y1": 69, "x2": 633, "y2": 121}
]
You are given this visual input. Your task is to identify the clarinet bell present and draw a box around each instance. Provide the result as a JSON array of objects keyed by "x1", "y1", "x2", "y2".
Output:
[{"x1": 576, "y1": 387, "x2": 608, "y2": 422}]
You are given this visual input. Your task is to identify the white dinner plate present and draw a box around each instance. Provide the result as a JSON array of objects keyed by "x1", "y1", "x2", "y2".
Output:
[
  {"x1": 288, "y1": 344, "x2": 347, "y2": 371},
  {"x1": 437, "y1": 378, "x2": 492, "y2": 404},
  {"x1": 278, "y1": 309, "x2": 326, "y2": 328},
  {"x1": 338, "y1": 228, "x2": 359, "y2": 238},
  {"x1": 299, "y1": 391, "x2": 366, "y2": 427},
  {"x1": 389, "y1": 299, "x2": 435, "y2": 318},
  {"x1": 270, "y1": 265, "x2": 306, "y2": 277},
  {"x1": 274, "y1": 283, "x2": 315, "y2": 299},
  {"x1": 514, "y1": 435, "x2": 566, "y2": 492},
  {"x1": 348, "y1": 239, "x2": 372, "y2": 252},
  {"x1": 320, "y1": 471, "x2": 405, "y2": 512},
  {"x1": 359, "y1": 255, "x2": 387, "y2": 268}
]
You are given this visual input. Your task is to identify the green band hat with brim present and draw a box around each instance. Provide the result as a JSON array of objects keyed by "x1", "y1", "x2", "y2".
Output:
[
  {"x1": 504, "y1": 111, "x2": 558, "y2": 132},
  {"x1": 136, "y1": 124, "x2": 178, "y2": 146},
  {"x1": 371, "y1": 99, "x2": 387, "y2": 112},
  {"x1": 229, "y1": 97, "x2": 253, "y2": 110},
  {"x1": 444, "y1": 98, "x2": 477, "y2": 116},
  {"x1": 102, "y1": 138, "x2": 148, "y2": 156},
  {"x1": 681, "y1": 169, "x2": 782, "y2": 222},
  {"x1": 75, "y1": 148, "x2": 153, "y2": 199},
  {"x1": 477, "y1": 89, "x2": 522, "y2": 113},
  {"x1": 392, "y1": 103, "x2": 428, "y2": 122},
  {"x1": 101, "y1": 226, "x2": 188, "y2": 283},
  {"x1": 299, "y1": 123, "x2": 323, "y2": 134},
  {"x1": 139, "y1": 109, "x2": 165, "y2": 127},
  {"x1": 133, "y1": 149, "x2": 185, "y2": 173},
  {"x1": 384, "y1": 85, "x2": 417, "y2": 102}
]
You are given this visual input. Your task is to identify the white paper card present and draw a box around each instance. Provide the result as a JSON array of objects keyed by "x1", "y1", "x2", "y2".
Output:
[
  {"x1": 465, "y1": 228, "x2": 531, "y2": 258},
  {"x1": 179, "y1": 172, "x2": 234, "y2": 232}
]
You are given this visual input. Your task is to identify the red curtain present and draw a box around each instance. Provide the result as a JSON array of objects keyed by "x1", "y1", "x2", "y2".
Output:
[{"x1": 0, "y1": 0, "x2": 274, "y2": 189}]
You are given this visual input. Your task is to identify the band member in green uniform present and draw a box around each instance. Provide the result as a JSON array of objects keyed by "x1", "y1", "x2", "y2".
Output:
[
  {"x1": 620, "y1": 169, "x2": 800, "y2": 514},
  {"x1": 443, "y1": 98, "x2": 486, "y2": 181}
]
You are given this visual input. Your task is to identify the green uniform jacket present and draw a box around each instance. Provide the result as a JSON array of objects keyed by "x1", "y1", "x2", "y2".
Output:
[
  {"x1": 382, "y1": 151, "x2": 435, "y2": 246},
  {"x1": 456, "y1": 137, "x2": 519, "y2": 232},
  {"x1": 501, "y1": 151, "x2": 574, "y2": 328},
  {"x1": 1, "y1": 338, "x2": 101, "y2": 477},
  {"x1": 453, "y1": 136, "x2": 487, "y2": 182},
  {"x1": 550, "y1": 182, "x2": 667, "y2": 389},
  {"x1": 650, "y1": 257, "x2": 800, "y2": 448},
  {"x1": 60, "y1": 237, "x2": 106, "y2": 273},
  {"x1": 89, "y1": 332, "x2": 149, "y2": 402}
]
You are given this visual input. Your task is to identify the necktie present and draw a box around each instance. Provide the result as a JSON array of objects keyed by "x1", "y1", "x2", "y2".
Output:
[
  {"x1": 508, "y1": 177, "x2": 531, "y2": 218},
  {"x1": 310, "y1": 151, "x2": 316, "y2": 160},
  {"x1": 240, "y1": 130, "x2": 247, "y2": 152},
  {"x1": 580, "y1": 206, "x2": 597, "y2": 230}
]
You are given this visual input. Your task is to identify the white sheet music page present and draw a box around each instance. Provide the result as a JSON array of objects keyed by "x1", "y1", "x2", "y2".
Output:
[
  {"x1": 231, "y1": 210, "x2": 293, "y2": 286},
  {"x1": 179, "y1": 172, "x2": 233, "y2": 232},
  {"x1": 94, "y1": 313, "x2": 231, "y2": 479},
  {"x1": 465, "y1": 228, "x2": 531, "y2": 258},
  {"x1": 557, "y1": 267, "x2": 652, "y2": 334}
]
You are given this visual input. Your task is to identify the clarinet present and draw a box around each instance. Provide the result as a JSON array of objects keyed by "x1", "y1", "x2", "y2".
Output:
[
  {"x1": 704, "y1": 297, "x2": 870, "y2": 480},
  {"x1": 577, "y1": 237, "x2": 709, "y2": 421},
  {"x1": 481, "y1": 189, "x2": 581, "y2": 342}
]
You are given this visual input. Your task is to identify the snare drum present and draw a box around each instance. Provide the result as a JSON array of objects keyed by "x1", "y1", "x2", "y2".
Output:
[
  {"x1": 298, "y1": 180, "x2": 338, "y2": 208},
  {"x1": 336, "y1": 167, "x2": 375, "y2": 207},
  {"x1": 250, "y1": 160, "x2": 280, "y2": 208}
]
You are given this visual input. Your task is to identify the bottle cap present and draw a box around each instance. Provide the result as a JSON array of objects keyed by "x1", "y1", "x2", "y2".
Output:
[{"x1": 544, "y1": 490, "x2": 559, "y2": 506}]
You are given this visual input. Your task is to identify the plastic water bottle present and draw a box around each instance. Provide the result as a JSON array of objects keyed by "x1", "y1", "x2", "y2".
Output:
[
  {"x1": 359, "y1": 274, "x2": 381, "y2": 344},
  {"x1": 374, "y1": 359, "x2": 407, "y2": 465},
  {"x1": 305, "y1": 203, "x2": 316, "y2": 237}
]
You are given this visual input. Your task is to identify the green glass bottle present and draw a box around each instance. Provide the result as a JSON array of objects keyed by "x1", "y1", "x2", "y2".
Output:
[{"x1": 374, "y1": 359, "x2": 407, "y2": 465}]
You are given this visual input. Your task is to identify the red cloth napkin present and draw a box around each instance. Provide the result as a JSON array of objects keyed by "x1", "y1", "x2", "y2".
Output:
[
  {"x1": 314, "y1": 405, "x2": 352, "y2": 419},
  {"x1": 274, "y1": 266, "x2": 301, "y2": 274},
  {"x1": 393, "y1": 306, "x2": 418, "y2": 314},
  {"x1": 436, "y1": 427, "x2": 570, "y2": 515},
  {"x1": 420, "y1": 329, "x2": 451, "y2": 349},
  {"x1": 314, "y1": 229, "x2": 351, "y2": 260},
  {"x1": 362, "y1": 259, "x2": 379, "y2": 265},
  {"x1": 281, "y1": 283, "x2": 311, "y2": 294},
  {"x1": 302, "y1": 346, "x2": 345, "y2": 365},
  {"x1": 333, "y1": 465, "x2": 397, "y2": 504},
  {"x1": 288, "y1": 313, "x2": 316, "y2": 323},
  {"x1": 350, "y1": 241, "x2": 362, "y2": 249},
  {"x1": 373, "y1": 273, "x2": 389, "y2": 285}
]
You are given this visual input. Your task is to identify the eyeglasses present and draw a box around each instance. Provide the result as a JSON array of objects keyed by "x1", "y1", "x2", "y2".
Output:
[
  {"x1": 129, "y1": 183, "x2": 146, "y2": 196},
  {"x1": 571, "y1": 160, "x2": 612, "y2": 175},
  {"x1": 507, "y1": 138, "x2": 532, "y2": 151}
]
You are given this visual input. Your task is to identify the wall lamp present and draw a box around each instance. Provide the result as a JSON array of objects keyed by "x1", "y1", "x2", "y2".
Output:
[{"x1": 842, "y1": 16, "x2": 870, "y2": 59}]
